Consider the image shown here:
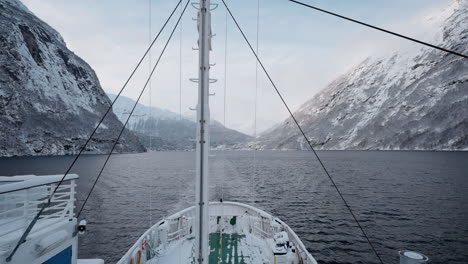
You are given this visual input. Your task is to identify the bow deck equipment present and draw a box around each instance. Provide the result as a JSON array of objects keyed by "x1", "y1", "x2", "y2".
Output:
[{"x1": 118, "y1": 202, "x2": 317, "y2": 264}]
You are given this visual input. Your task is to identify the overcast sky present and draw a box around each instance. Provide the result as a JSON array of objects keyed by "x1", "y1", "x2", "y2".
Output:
[{"x1": 22, "y1": 0, "x2": 451, "y2": 135}]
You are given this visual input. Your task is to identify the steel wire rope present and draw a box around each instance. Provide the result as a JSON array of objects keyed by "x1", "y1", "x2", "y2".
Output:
[
  {"x1": 220, "y1": 0, "x2": 385, "y2": 263},
  {"x1": 4, "y1": 1, "x2": 184, "y2": 262},
  {"x1": 77, "y1": 0, "x2": 190, "y2": 219},
  {"x1": 148, "y1": 0, "x2": 153, "y2": 228},
  {"x1": 179, "y1": 0, "x2": 183, "y2": 120},
  {"x1": 217, "y1": 4, "x2": 230, "y2": 263},
  {"x1": 288, "y1": 0, "x2": 468, "y2": 60},
  {"x1": 251, "y1": 0, "x2": 260, "y2": 207},
  {"x1": 221, "y1": 0, "x2": 229, "y2": 205},
  {"x1": 178, "y1": 3, "x2": 184, "y2": 264}
]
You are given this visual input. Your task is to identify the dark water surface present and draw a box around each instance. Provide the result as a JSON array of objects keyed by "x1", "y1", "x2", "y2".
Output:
[{"x1": 1, "y1": 151, "x2": 467, "y2": 264}]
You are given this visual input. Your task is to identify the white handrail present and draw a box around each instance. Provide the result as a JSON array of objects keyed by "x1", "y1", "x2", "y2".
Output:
[
  {"x1": 0, "y1": 174, "x2": 79, "y2": 194},
  {"x1": 0, "y1": 175, "x2": 77, "y2": 239}
]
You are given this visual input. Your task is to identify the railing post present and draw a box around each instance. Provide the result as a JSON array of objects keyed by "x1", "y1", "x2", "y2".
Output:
[
  {"x1": 24, "y1": 190, "x2": 29, "y2": 231},
  {"x1": 69, "y1": 180, "x2": 76, "y2": 219}
]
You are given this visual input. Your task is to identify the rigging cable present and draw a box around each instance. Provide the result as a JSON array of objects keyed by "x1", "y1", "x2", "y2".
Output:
[
  {"x1": 77, "y1": 0, "x2": 190, "y2": 219},
  {"x1": 148, "y1": 0, "x2": 153, "y2": 227},
  {"x1": 179, "y1": 1, "x2": 183, "y2": 119},
  {"x1": 219, "y1": 6, "x2": 230, "y2": 263},
  {"x1": 4, "y1": 1, "x2": 184, "y2": 261},
  {"x1": 221, "y1": 0, "x2": 229, "y2": 201},
  {"x1": 149, "y1": 1, "x2": 153, "y2": 151},
  {"x1": 178, "y1": 6, "x2": 184, "y2": 264},
  {"x1": 220, "y1": 1, "x2": 385, "y2": 263},
  {"x1": 288, "y1": 0, "x2": 468, "y2": 60},
  {"x1": 251, "y1": 0, "x2": 260, "y2": 206}
]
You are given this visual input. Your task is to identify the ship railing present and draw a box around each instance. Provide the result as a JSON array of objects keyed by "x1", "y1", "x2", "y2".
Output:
[
  {"x1": 167, "y1": 214, "x2": 192, "y2": 243},
  {"x1": 252, "y1": 225, "x2": 271, "y2": 238},
  {"x1": 117, "y1": 205, "x2": 197, "y2": 264},
  {"x1": 118, "y1": 202, "x2": 317, "y2": 264},
  {"x1": 167, "y1": 227, "x2": 187, "y2": 242},
  {"x1": 0, "y1": 174, "x2": 78, "y2": 239}
]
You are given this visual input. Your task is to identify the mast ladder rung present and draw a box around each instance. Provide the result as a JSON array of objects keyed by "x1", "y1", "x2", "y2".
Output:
[
  {"x1": 190, "y1": 78, "x2": 218, "y2": 83},
  {"x1": 191, "y1": 2, "x2": 219, "y2": 10}
]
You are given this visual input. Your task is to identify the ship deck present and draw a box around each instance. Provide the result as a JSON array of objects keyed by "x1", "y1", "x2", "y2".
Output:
[
  {"x1": 209, "y1": 233, "x2": 269, "y2": 263},
  {"x1": 119, "y1": 202, "x2": 317, "y2": 264},
  {"x1": 148, "y1": 232, "x2": 272, "y2": 264}
]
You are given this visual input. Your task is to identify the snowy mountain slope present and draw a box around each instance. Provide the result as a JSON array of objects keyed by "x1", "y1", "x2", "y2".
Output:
[
  {"x1": 257, "y1": 0, "x2": 468, "y2": 150},
  {"x1": 109, "y1": 94, "x2": 252, "y2": 150},
  {"x1": 108, "y1": 93, "x2": 185, "y2": 127},
  {"x1": 0, "y1": 0, "x2": 145, "y2": 156}
]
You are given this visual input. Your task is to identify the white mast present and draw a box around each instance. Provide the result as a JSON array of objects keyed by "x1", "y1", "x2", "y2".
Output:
[{"x1": 195, "y1": 0, "x2": 211, "y2": 263}]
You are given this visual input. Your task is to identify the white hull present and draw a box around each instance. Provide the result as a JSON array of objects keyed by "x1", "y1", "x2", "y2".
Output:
[{"x1": 118, "y1": 202, "x2": 317, "y2": 264}]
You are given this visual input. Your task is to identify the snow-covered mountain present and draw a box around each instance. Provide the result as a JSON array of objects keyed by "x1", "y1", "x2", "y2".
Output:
[
  {"x1": 108, "y1": 93, "x2": 183, "y2": 126},
  {"x1": 257, "y1": 0, "x2": 468, "y2": 151},
  {"x1": 0, "y1": 0, "x2": 144, "y2": 156},
  {"x1": 109, "y1": 94, "x2": 252, "y2": 150}
]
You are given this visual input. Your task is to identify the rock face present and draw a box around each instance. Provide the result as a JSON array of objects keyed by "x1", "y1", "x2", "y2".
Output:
[
  {"x1": 0, "y1": 0, "x2": 145, "y2": 156},
  {"x1": 257, "y1": 0, "x2": 468, "y2": 151},
  {"x1": 109, "y1": 94, "x2": 252, "y2": 150}
]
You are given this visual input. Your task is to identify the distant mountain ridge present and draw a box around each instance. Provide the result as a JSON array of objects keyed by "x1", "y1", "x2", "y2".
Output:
[
  {"x1": 257, "y1": 0, "x2": 468, "y2": 151},
  {"x1": 0, "y1": 0, "x2": 144, "y2": 156},
  {"x1": 109, "y1": 94, "x2": 252, "y2": 150}
]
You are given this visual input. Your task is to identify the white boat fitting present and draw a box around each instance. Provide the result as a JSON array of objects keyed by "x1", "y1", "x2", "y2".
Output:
[
  {"x1": 0, "y1": 175, "x2": 102, "y2": 264},
  {"x1": 117, "y1": 202, "x2": 317, "y2": 264}
]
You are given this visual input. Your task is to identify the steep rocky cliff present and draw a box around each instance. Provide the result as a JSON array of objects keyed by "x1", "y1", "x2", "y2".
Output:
[
  {"x1": 0, "y1": 0, "x2": 145, "y2": 156},
  {"x1": 257, "y1": 0, "x2": 468, "y2": 150}
]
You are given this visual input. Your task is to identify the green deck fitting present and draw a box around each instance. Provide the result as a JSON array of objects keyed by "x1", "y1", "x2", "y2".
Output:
[
  {"x1": 209, "y1": 233, "x2": 248, "y2": 264},
  {"x1": 230, "y1": 216, "x2": 237, "y2": 226}
]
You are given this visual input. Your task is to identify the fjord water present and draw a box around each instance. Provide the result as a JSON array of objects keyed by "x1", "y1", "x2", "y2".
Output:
[{"x1": 1, "y1": 151, "x2": 466, "y2": 264}]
